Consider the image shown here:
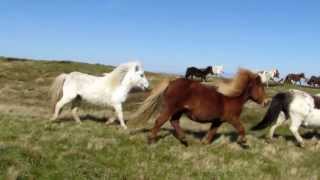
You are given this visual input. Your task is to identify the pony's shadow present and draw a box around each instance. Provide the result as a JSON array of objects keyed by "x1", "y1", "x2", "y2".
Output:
[
  {"x1": 54, "y1": 114, "x2": 120, "y2": 124},
  {"x1": 255, "y1": 130, "x2": 320, "y2": 144},
  {"x1": 303, "y1": 131, "x2": 320, "y2": 139},
  {"x1": 130, "y1": 127, "x2": 240, "y2": 143}
]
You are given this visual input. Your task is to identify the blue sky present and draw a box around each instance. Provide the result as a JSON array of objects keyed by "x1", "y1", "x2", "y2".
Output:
[{"x1": 1, "y1": 1, "x2": 319, "y2": 76}]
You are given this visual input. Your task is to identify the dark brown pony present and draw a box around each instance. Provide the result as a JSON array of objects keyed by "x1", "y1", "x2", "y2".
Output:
[
  {"x1": 131, "y1": 69, "x2": 267, "y2": 146},
  {"x1": 307, "y1": 76, "x2": 320, "y2": 87},
  {"x1": 284, "y1": 73, "x2": 306, "y2": 85},
  {"x1": 185, "y1": 66, "x2": 213, "y2": 82}
]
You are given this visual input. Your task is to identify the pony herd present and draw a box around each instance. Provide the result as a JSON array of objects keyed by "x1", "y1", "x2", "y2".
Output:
[
  {"x1": 282, "y1": 73, "x2": 320, "y2": 87},
  {"x1": 50, "y1": 62, "x2": 320, "y2": 148},
  {"x1": 185, "y1": 65, "x2": 320, "y2": 88}
]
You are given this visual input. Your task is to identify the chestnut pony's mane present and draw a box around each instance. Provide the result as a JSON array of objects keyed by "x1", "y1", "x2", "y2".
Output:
[{"x1": 216, "y1": 69, "x2": 258, "y2": 97}]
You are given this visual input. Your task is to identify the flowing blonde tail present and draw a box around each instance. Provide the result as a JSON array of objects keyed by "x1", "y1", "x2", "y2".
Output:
[
  {"x1": 128, "y1": 79, "x2": 171, "y2": 126},
  {"x1": 50, "y1": 74, "x2": 66, "y2": 112}
]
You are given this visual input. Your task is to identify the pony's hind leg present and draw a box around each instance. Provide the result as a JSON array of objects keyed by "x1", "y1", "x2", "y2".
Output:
[
  {"x1": 289, "y1": 117, "x2": 304, "y2": 147},
  {"x1": 149, "y1": 109, "x2": 172, "y2": 144},
  {"x1": 71, "y1": 98, "x2": 81, "y2": 124},
  {"x1": 170, "y1": 112, "x2": 187, "y2": 146},
  {"x1": 202, "y1": 119, "x2": 222, "y2": 145},
  {"x1": 268, "y1": 113, "x2": 286, "y2": 141},
  {"x1": 51, "y1": 95, "x2": 75, "y2": 122},
  {"x1": 72, "y1": 107, "x2": 81, "y2": 124}
]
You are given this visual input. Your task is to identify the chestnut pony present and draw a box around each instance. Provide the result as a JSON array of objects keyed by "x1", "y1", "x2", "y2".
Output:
[{"x1": 131, "y1": 69, "x2": 266, "y2": 146}]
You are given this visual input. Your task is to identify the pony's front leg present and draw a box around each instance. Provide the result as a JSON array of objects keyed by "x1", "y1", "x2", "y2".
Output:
[
  {"x1": 105, "y1": 116, "x2": 116, "y2": 125},
  {"x1": 202, "y1": 75, "x2": 206, "y2": 82},
  {"x1": 114, "y1": 104, "x2": 127, "y2": 130},
  {"x1": 105, "y1": 109, "x2": 116, "y2": 125},
  {"x1": 229, "y1": 118, "x2": 247, "y2": 145}
]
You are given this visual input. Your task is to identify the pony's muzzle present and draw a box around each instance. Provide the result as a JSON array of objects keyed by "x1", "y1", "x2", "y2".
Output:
[{"x1": 142, "y1": 82, "x2": 149, "y2": 90}]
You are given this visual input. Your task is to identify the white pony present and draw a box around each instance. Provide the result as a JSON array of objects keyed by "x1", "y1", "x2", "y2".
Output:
[
  {"x1": 252, "y1": 89, "x2": 320, "y2": 147},
  {"x1": 211, "y1": 65, "x2": 224, "y2": 77},
  {"x1": 257, "y1": 68, "x2": 280, "y2": 87},
  {"x1": 50, "y1": 61, "x2": 149, "y2": 129}
]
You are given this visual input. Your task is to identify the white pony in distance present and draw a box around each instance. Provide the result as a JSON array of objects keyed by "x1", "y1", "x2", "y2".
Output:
[
  {"x1": 252, "y1": 89, "x2": 320, "y2": 147},
  {"x1": 257, "y1": 68, "x2": 280, "y2": 87},
  {"x1": 211, "y1": 65, "x2": 224, "y2": 77},
  {"x1": 50, "y1": 61, "x2": 149, "y2": 129}
]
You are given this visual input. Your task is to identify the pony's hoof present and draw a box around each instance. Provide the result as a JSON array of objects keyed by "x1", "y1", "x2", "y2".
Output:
[
  {"x1": 240, "y1": 143, "x2": 250, "y2": 149},
  {"x1": 121, "y1": 125, "x2": 128, "y2": 130},
  {"x1": 181, "y1": 141, "x2": 188, "y2": 147},
  {"x1": 180, "y1": 138, "x2": 188, "y2": 147},
  {"x1": 265, "y1": 138, "x2": 274, "y2": 144},
  {"x1": 49, "y1": 119, "x2": 58, "y2": 124},
  {"x1": 105, "y1": 121, "x2": 113, "y2": 125},
  {"x1": 237, "y1": 138, "x2": 249, "y2": 149},
  {"x1": 297, "y1": 142, "x2": 305, "y2": 148},
  {"x1": 237, "y1": 137, "x2": 247, "y2": 144},
  {"x1": 148, "y1": 137, "x2": 156, "y2": 145},
  {"x1": 201, "y1": 139, "x2": 211, "y2": 145}
]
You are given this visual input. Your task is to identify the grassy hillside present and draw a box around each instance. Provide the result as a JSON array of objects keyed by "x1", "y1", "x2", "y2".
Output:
[{"x1": 1, "y1": 57, "x2": 320, "y2": 180}]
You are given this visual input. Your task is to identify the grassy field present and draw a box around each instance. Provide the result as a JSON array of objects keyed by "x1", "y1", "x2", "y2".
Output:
[{"x1": 1, "y1": 57, "x2": 320, "y2": 180}]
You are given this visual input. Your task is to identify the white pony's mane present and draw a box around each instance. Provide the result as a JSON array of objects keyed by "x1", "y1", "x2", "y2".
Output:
[{"x1": 107, "y1": 61, "x2": 142, "y2": 88}]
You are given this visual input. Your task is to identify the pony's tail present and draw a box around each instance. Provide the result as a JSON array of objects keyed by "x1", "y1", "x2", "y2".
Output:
[
  {"x1": 128, "y1": 79, "x2": 171, "y2": 126},
  {"x1": 185, "y1": 69, "x2": 190, "y2": 79},
  {"x1": 251, "y1": 92, "x2": 292, "y2": 131},
  {"x1": 50, "y1": 74, "x2": 66, "y2": 112}
]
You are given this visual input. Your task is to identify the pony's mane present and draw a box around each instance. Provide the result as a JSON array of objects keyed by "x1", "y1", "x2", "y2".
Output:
[
  {"x1": 216, "y1": 69, "x2": 258, "y2": 97},
  {"x1": 108, "y1": 61, "x2": 141, "y2": 88}
]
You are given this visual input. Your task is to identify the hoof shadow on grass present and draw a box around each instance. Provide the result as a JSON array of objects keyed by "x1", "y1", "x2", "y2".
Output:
[
  {"x1": 52, "y1": 114, "x2": 126, "y2": 124},
  {"x1": 130, "y1": 127, "x2": 243, "y2": 145}
]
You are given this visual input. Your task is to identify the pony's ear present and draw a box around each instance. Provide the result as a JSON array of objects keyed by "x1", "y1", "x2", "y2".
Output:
[{"x1": 135, "y1": 65, "x2": 140, "y2": 72}]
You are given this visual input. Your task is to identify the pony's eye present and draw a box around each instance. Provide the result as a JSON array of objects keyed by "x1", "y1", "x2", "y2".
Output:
[{"x1": 140, "y1": 74, "x2": 144, "y2": 78}]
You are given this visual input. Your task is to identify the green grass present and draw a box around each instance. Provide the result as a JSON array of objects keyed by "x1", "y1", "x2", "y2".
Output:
[{"x1": 1, "y1": 57, "x2": 320, "y2": 180}]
